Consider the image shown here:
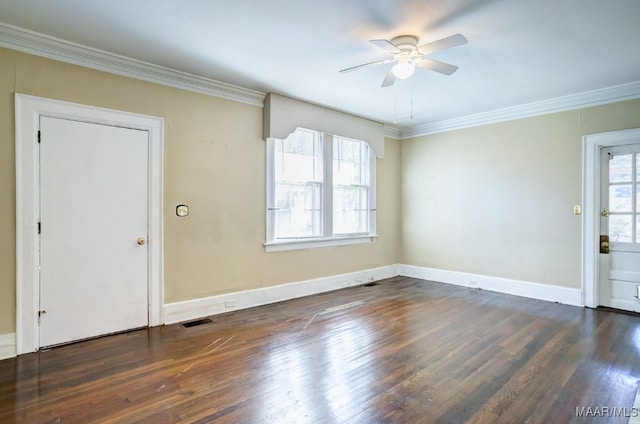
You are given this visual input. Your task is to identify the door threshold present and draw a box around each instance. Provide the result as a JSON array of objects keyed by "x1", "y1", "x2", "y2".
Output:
[{"x1": 596, "y1": 306, "x2": 640, "y2": 318}]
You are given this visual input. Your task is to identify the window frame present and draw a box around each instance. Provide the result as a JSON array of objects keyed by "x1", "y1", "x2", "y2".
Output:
[{"x1": 265, "y1": 129, "x2": 377, "y2": 252}]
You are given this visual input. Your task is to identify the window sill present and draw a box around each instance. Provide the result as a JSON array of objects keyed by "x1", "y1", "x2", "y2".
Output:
[{"x1": 264, "y1": 235, "x2": 378, "y2": 253}]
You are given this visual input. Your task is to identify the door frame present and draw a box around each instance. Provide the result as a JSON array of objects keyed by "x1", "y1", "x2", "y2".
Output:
[
  {"x1": 582, "y1": 128, "x2": 640, "y2": 308},
  {"x1": 15, "y1": 93, "x2": 164, "y2": 354}
]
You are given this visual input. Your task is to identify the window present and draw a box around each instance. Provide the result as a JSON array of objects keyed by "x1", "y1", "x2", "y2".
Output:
[
  {"x1": 607, "y1": 149, "x2": 640, "y2": 244},
  {"x1": 266, "y1": 128, "x2": 376, "y2": 251}
]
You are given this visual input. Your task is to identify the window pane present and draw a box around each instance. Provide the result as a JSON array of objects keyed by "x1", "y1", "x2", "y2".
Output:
[
  {"x1": 609, "y1": 215, "x2": 633, "y2": 242},
  {"x1": 637, "y1": 185, "x2": 640, "y2": 211},
  {"x1": 273, "y1": 129, "x2": 323, "y2": 240},
  {"x1": 637, "y1": 215, "x2": 640, "y2": 243},
  {"x1": 636, "y1": 154, "x2": 639, "y2": 181},
  {"x1": 275, "y1": 209, "x2": 320, "y2": 239},
  {"x1": 609, "y1": 185, "x2": 632, "y2": 212},
  {"x1": 332, "y1": 136, "x2": 370, "y2": 235},
  {"x1": 274, "y1": 182, "x2": 322, "y2": 238},
  {"x1": 275, "y1": 129, "x2": 320, "y2": 182},
  {"x1": 333, "y1": 137, "x2": 368, "y2": 185},
  {"x1": 610, "y1": 154, "x2": 632, "y2": 183},
  {"x1": 334, "y1": 186, "x2": 368, "y2": 234}
]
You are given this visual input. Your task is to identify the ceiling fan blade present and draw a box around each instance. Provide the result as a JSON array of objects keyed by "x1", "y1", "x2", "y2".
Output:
[
  {"x1": 416, "y1": 58, "x2": 459, "y2": 75},
  {"x1": 370, "y1": 39, "x2": 402, "y2": 54},
  {"x1": 417, "y1": 34, "x2": 468, "y2": 55},
  {"x1": 339, "y1": 58, "x2": 394, "y2": 73},
  {"x1": 381, "y1": 68, "x2": 397, "y2": 87}
]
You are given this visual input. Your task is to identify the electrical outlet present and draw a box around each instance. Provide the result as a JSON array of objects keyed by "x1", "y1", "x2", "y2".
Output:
[
  {"x1": 469, "y1": 280, "x2": 478, "y2": 287},
  {"x1": 224, "y1": 300, "x2": 236, "y2": 308}
]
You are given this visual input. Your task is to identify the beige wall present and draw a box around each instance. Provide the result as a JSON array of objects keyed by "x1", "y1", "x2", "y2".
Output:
[
  {"x1": 3, "y1": 45, "x2": 639, "y2": 337},
  {"x1": 400, "y1": 99, "x2": 640, "y2": 288},
  {"x1": 0, "y1": 47, "x2": 400, "y2": 334}
]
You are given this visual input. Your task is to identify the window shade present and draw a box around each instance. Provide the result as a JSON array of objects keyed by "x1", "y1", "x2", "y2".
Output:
[{"x1": 263, "y1": 93, "x2": 385, "y2": 158}]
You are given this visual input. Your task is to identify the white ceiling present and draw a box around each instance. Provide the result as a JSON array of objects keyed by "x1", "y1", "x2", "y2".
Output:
[{"x1": 1, "y1": 0, "x2": 639, "y2": 130}]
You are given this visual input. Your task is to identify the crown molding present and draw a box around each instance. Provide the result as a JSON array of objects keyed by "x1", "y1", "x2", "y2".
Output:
[
  {"x1": 397, "y1": 80, "x2": 640, "y2": 139},
  {"x1": 0, "y1": 22, "x2": 265, "y2": 107},
  {"x1": 2, "y1": 22, "x2": 639, "y2": 139},
  {"x1": 383, "y1": 125, "x2": 402, "y2": 139}
]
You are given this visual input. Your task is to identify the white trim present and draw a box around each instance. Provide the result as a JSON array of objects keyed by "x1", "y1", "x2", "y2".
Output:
[
  {"x1": 0, "y1": 333, "x2": 16, "y2": 360},
  {"x1": 582, "y1": 128, "x2": 640, "y2": 308},
  {"x1": 384, "y1": 125, "x2": 402, "y2": 140},
  {"x1": 395, "y1": 81, "x2": 640, "y2": 139},
  {"x1": 397, "y1": 264, "x2": 583, "y2": 306},
  {"x1": 0, "y1": 22, "x2": 264, "y2": 107},
  {"x1": 15, "y1": 93, "x2": 164, "y2": 355},
  {"x1": 164, "y1": 263, "x2": 588, "y2": 324},
  {"x1": 1, "y1": 22, "x2": 638, "y2": 139},
  {"x1": 264, "y1": 235, "x2": 377, "y2": 253},
  {"x1": 163, "y1": 265, "x2": 398, "y2": 324}
]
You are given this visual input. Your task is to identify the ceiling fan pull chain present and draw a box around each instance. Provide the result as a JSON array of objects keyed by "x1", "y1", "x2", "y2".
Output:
[
  {"x1": 394, "y1": 87, "x2": 398, "y2": 124},
  {"x1": 410, "y1": 77, "x2": 414, "y2": 120}
]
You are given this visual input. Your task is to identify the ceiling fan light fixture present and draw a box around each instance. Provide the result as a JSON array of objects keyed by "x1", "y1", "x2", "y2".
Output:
[
  {"x1": 392, "y1": 61, "x2": 415, "y2": 79},
  {"x1": 339, "y1": 33, "x2": 467, "y2": 87}
]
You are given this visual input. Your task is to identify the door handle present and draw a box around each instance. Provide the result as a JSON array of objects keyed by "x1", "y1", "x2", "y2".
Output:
[
  {"x1": 600, "y1": 235, "x2": 609, "y2": 254},
  {"x1": 137, "y1": 237, "x2": 146, "y2": 246}
]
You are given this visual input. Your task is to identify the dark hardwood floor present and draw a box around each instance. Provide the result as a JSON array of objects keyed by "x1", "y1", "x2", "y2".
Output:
[{"x1": 2, "y1": 276, "x2": 640, "y2": 423}]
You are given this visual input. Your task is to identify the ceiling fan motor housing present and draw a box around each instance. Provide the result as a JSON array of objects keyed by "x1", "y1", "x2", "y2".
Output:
[{"x1": 390, "y1": 35, "x2": 419, "y2": 52}]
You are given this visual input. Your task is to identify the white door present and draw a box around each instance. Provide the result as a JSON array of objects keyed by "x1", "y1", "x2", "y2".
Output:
[
  {"x1": 598, "y1": 143, "x2": 640, "y2": 312},
  {"x1": 39, "y1": 116, "x2": 149, "y2": 347}
]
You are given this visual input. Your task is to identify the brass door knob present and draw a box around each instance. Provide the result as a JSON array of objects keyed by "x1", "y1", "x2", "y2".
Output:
[{"x1": 137, "y1": 237, "x2": 146, "y2": 246}]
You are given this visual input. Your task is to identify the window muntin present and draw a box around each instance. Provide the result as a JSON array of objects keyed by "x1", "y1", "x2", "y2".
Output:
[{"x1": 267, "y1": 128, "x2": 375, "y2": 249}]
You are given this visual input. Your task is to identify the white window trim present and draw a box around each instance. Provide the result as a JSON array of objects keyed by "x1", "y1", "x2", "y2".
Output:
[
  {"x1": 265, "y1": 234, "x2": 378, "y2": 253},
  {"x1": 265, "y1": 131, "x2": 377, "y2": 252}
]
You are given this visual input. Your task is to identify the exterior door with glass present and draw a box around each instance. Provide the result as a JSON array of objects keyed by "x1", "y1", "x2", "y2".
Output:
[{"x1": 599, "y1": 144, "x2": 640, "y2": 311}]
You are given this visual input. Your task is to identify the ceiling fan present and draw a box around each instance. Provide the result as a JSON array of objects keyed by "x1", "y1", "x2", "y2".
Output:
[{"x1": 339, "y1": 34, "x2": 468, "y2": 87}]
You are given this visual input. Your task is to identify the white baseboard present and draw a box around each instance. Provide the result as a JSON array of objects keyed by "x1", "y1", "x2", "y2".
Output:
[
  {"x1": 163, "y1": 265, "x2": 399, "y2": 324},
  {"x1": 397, "y1": 264, "x2": 583, "y2": 307},
  {"x1": 164, "y1": 263, "x2": 584, "y2": 325},
  {"x1": 4, "y1": 264, "x2": 582, "y2": 356},
  {"x1": 0, "y1": 333, "x2": 17, "y2": 360}
]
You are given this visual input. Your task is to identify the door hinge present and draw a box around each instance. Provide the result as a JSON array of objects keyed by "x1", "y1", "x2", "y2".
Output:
[
  {"x1": 38, "y1": 130, "x2": 41, "y2": 144},
  {"x1": 38, "y1": 310, "x2": 46, "y2": 324},
  {"x1": 38, "y1": 222, "x2": 41, "y2": 234}
]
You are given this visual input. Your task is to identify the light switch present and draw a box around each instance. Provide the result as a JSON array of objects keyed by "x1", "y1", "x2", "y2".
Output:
[{"x1": 176, "y1": 204, "x2": 189, "y2": 217}]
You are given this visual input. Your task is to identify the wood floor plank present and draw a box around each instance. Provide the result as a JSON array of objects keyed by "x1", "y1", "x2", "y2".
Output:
[{"x1": 2, "y1": 277, "x2": 640, "y2": 423}]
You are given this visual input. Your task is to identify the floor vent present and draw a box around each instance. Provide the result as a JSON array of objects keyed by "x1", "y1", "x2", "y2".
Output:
[{"x1": 181, "y1": 318, "x2": 213, "y2": 328}]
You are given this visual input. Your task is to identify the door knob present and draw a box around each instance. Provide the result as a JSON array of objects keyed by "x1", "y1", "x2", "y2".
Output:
[
  {"x1": 600, "y1": 235, "x2": 609, "y2": 254},
  {"x1": 137, "y1": 237, "x2": 146, "y2": 246}
]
